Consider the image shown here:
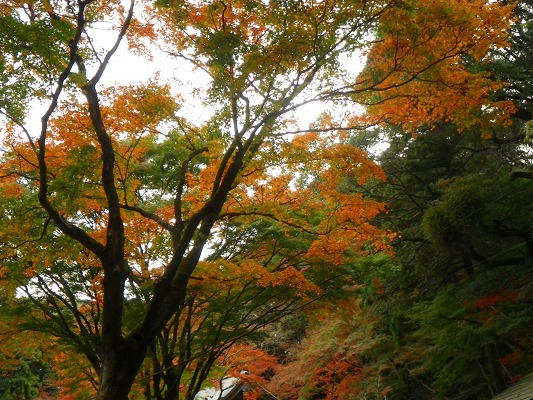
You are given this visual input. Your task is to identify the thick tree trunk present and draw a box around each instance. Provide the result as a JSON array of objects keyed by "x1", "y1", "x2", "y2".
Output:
[
  {"x1": 95, "y1": 148, "x2": 245, "y2": 399},
  {"x1": 97, "y1": 256, "x2": 147, "y2": 400},
  {"x1": 98, "y1": 339, "x2": 148, "y2": 400}
]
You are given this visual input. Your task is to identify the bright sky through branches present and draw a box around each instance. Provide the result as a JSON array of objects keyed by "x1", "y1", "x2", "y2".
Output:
[{"x1": 95, "y1": 21, "x2": 361, "y2": 130}]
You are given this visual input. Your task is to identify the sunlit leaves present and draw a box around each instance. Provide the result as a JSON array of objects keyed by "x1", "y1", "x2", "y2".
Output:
[
  {"x1": 226, "y1": 131, "x2": 393, "y2": 266},
  {"x1": 357, "y1": 0, "x2": 516, "y2": 133},
  {"x1": 0, "y1": 2, "x2": 73, "y2": 119},
  {"x1": 156, "y1": 0, "x2": 394, "y2": 102}
]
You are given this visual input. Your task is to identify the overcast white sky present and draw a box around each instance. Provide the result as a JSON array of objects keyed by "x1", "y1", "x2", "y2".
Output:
[{"x1": 98, "y1": 34, "x2": 331, "y2": 130}]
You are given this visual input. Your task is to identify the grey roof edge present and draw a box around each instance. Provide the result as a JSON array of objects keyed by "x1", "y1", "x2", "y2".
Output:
[{"x1": 492, "y1": 372, "x2": 533, "y2": 400}]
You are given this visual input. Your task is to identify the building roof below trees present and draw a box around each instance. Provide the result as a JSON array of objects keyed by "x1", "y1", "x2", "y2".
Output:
[
  {"x1": 195, "y1": 377, "x2": 278, "y2": 400},
  {"x1": 492, "y1": 373, "x2": 533, "y2": 400}
]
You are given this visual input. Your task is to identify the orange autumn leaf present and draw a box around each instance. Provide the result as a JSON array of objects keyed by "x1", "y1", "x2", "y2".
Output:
[{"x1": 356, "y1": 0, "x2": 516, "y2": 134}]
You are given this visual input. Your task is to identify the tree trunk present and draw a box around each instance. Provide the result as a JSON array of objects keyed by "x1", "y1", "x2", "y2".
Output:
[
  {"x1": 98, "y1": 339, "x2": 148, "y2": 400},
  {"x1": 97, "y1": 256, "x2": 148, "y2": 400},
  {"x1": 485, "y1": 343, "x2": 507, "y2": 394}
]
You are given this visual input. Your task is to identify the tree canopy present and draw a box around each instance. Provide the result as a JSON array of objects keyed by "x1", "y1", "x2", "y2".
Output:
[{"x1": 0, "y1": 0, "x2": 529, "y2": 399}]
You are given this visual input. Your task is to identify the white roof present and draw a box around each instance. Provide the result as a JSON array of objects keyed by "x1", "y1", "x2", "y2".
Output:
[{"x1": 194, "y1": 377, "x2": 239, "y2": 400}]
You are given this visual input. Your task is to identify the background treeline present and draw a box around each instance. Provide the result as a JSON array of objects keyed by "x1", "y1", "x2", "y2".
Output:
[{"x1": 264, "y1": 1, "x2": 533, "y2": 399}]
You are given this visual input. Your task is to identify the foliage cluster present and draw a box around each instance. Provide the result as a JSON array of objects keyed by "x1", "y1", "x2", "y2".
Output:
[
  {"x1": 0, "y1": 0, "x2": 531, "y2": 399},
  {"x1": 265, "y1": 1, "x2": 533, "y2": 399}
]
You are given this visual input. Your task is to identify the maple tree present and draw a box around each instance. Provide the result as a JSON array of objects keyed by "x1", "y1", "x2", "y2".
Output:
[
  {"x1": 356, "y1": 0, "x2": 516, "y2": 135},
  {"x1": 0, "y1": 0, "x2": 517, "y2": 399}
]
